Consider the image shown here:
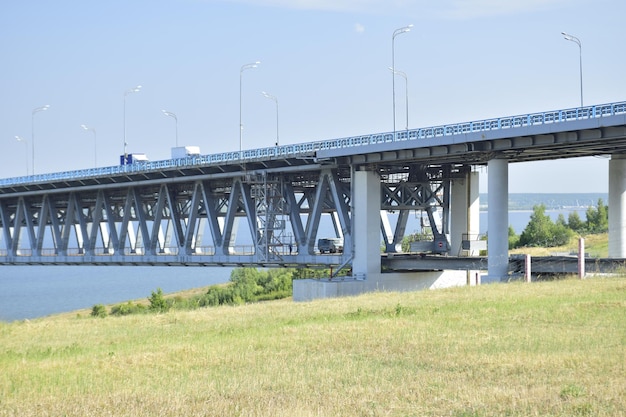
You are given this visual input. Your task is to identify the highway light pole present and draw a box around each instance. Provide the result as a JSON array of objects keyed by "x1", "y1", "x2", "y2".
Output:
[
  {"x1": 388, "y1": 67, "x2": 408, "y2": 130},
  {"x1": 81, "y1": 124, "x2": 97, "y2": 167},
  {"x1": 15, "y1": 136, "x2": 28, "y2": 176},
  {"x1": 123, "y1": 85, "x2": 142, "y2": 164},
  {"x1": 31, "y1": 104, "x2": 50, "y2": 175},
  {"x1": 161, "y1": 110, "x2": 178, "y2": 147},
  {"x1": 261, "y1": 91, "x2": 279, "y2": 146},
  {"x1": 240, "y1": 61, "x2": 260, "y2": 154},
  {"x1": 392, "y1": 24, "x2": 412, "y2": 136},
  {"x1": 561, "y1": 32, "x2": 583, "y2": 107}
]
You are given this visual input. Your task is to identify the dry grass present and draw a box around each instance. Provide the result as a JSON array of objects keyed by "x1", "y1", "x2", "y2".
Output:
[
  {"x1": 1, "y1": 277, "x2": 625, "y2": 416},
  {"x1": 510, "y1": 233, "x2": 608, "y2": 258}
]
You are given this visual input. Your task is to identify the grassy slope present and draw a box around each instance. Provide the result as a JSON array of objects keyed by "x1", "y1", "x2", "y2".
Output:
[
  {"x1": 1, "y1": 278, "x2": 625, "y2": 417},
  {"x1": 511, "y1": 233, "x2": 608, "y2": 258}
]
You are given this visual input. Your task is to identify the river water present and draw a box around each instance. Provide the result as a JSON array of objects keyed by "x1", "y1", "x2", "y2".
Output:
[{"x1": 0, "y1": 266, "x2": 233, "y2": 322}]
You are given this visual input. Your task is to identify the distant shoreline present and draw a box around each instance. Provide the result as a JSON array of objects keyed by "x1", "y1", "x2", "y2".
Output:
[
  {"x1": 480, "y1": 207, "x2": 594, "y2": 212},
  {"x1": 479, "y1": 192, "x2": 607, "y2": 211}
]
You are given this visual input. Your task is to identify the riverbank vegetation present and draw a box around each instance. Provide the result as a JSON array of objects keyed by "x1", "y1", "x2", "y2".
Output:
[
  {"x1": 402, "y1": 199, "x2": 609, "y2": 255},
  {"x1": 1, "y1": 277, "x2": 624, "y2": 416},
  {"x1": 92, "y1": 267, "x2": 350, "y2": 318},
  {"x1": 509, "y1": 199, "x2": 608, "y2": 249},
  {"x1": 92, "y1": 268, "x2": 296, "y2": 318}
]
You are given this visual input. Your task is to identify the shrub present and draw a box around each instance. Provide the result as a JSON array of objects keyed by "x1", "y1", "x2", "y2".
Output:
[
  {"x1": 202, "y1": 285, "x2": 235, "y2": 307},
  {"x1": 111, "y1": 301, "x2": 146, "y2": 316},
  {"x1": 90, "y1": 304, "x2": 107, "y2": 318},
  {"x1": 508, "y1": 225, "x2": 519, "y2": 249},
  {"x1": 148, "y1": 288, "x2": 169, "y2": 312}
]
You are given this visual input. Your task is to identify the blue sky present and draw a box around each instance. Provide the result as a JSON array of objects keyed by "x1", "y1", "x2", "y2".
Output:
[{"x1": 1, "y1": 0, "x2": 623, "y2": 192}]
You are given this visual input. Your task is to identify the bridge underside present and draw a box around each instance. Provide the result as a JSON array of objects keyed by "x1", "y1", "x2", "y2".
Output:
[{"x1": 0, "y1": 162, "x2": 461, "y2": 268}]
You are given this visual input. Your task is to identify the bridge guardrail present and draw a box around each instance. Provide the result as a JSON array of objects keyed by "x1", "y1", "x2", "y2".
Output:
[{"x1": 2, "y1": 101, "x2": 625, "y2": 188}]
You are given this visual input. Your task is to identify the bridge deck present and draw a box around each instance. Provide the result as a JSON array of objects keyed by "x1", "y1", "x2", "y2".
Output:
[{"x1": 1, "y1": 101, "x2": 625, "y2": 193}]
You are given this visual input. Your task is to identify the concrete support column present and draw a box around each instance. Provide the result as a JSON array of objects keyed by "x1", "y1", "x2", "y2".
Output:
[
  {"x1": 608, "y1": 154, "x2": 626, "y2": 258},
  {"x1": 450, "y1": 170, "x2": 480, "y2": 255},
  {"x1": 487, "y1": 158, "x2": 508, "y2": 282},
  {"x1": 352, "y1": 168, "x2": 381, "y2": 280}
]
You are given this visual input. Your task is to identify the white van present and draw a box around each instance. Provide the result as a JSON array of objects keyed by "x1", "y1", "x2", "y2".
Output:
[{"x1": 317, "y1": 238, "x2": 344, "y2": 254}]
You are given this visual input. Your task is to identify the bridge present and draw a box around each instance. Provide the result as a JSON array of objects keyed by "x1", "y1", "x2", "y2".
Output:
[{"x1": 2, "y1": 101, "x2": 626, "y2": 298}]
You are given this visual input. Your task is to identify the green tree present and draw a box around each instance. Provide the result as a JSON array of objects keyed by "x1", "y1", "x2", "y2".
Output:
[
  {"x1": 518, "y1": 204, "x2": 574, "y2": 247},
  {"x1": 230, "y1": 268, "x2": 263, "y2": 302},
  {"x1": 568, "y1": 211, "x2": 586, "y2": 233},
  {"x1": 551, "y1": 220, "x2": 574, "y2": 246},
  {"x1": 586, "y1": 198, "x2": 608, "y2": 233},
  {"x1": 508, "y1": 225, "x2": 519, "y2": 249},
  {"x1": 148, "y1": 288, "x2": 169, "y2": 312},
  {"x1": 260, "y1": 269, "x2": 292, "y2": 294},
  {"x1": 518, "y1": 204, "x2": 554, "y2": 247}
]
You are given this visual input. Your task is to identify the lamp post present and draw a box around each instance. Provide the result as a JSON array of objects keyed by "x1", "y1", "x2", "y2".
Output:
[
  {"x1": 123, "y1": 85, "x2": 142, "y2": 164},
  {"x1": 240, "y1": 61, "x2": 260, "y2": 153},
  {"x1": 392, "y1": 24, "x2": 412, "y2": 135},
  {"x1": 388, "y1": 67, "x2": 408, "y2": 130},
  {"x1": 261, "y1": 91, "x2": 279, "y2": 146},
  {"x1": 81, "y1": 124, "x2": 97, "y2": 167},
  {"x1": 161, "y1": 110, "x2": 178, "y2": 147},
  {"x1": 31, "y1": 104, "x2": 50, "y2": 175},
  {"x1": 561, "y1": 32, "x2": 583, "y2": 107},
  {"x1": 15, "y1": 136, "x2": 29, "y2": 176}
]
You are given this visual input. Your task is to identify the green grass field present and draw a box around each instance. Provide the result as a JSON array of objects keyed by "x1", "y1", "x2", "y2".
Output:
[{"x1": 1, "y1": 277, "x2": 624, "y2": 416}]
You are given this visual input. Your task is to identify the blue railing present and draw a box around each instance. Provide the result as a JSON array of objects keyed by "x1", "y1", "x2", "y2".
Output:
[{"x1": 1, "y1": 101, "x2": 625, "y2": 188}]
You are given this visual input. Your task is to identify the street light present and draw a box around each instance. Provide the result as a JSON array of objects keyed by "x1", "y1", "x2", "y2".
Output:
[
  {"x1": 561, "y1": 32, "x2": 583, "y2": 107},
  {"x1": 81, "y1": 124, "x2": 97, "y2": 167},
  {"x1": 240, "y1": 61, "x2": 260, "y2": 153},
  {"x1": 392, "y1": 24, "x2": 412, "y2": 135},
  {"x1": 31, "y1": 104, "x2": 50, "y2": 175},
  {"x1": 123, "y1": 85, "x2": 142, "y2": 164},
  {"x1": 161, "y1": 110, "x2": 178, "y2": 147},
  {"x1": 261, "y1": 91, "x2": 279, "y2": 146},
  {"x1": 388, "y1": 67, "x2": 408, "y2": 131},
  {"x1": 15, "y1": 136, "x2": 28, "y2": 176}
]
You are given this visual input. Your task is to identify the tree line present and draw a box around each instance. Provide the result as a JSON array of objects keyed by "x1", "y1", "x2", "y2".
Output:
[{"x1": 509, "y1": 198, "x2": 608, "y2": 248}]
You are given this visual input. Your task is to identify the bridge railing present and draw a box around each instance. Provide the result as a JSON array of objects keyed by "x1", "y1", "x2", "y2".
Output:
[{"x1": 2, "y1": 101, "x2": 625, "y2": 188}]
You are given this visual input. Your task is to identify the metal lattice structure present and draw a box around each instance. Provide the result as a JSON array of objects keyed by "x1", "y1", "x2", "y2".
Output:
[{"x1": 0, "y1": 161, "x2": 454, "y2": 267}]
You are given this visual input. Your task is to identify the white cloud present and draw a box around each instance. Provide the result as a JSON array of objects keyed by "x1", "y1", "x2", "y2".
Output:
[
  {"x1": 211, "y1": 0, "x2": 573, "y2": 19},
  {"x1": 354, "y1": 23, "x2": 365, "y2": 34},
  {"x1": 445, "y1": 0, "x2": 570, "y2": 20}
]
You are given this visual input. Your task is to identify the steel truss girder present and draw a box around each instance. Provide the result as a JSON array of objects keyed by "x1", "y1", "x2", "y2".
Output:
[
  {"x1": 380, "y1": 179, "x2": 450, "y2": 253},
  {"x1": 381, "y1": 181, "x2": 445, "y2": 210},
  {"x1": 0, "y1": 164, "x2": 454, "y2": 265},
  {"x1": 0, "y1": 169, "x2": 358, "y2": 266}
]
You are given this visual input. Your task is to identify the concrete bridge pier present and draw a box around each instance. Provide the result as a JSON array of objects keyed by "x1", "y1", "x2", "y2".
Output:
[
  {"x1": 486, "y1": 158, "x2": 509, "y2": 282},
  {"x1": 352, "y1": 167, "x2": 382, "y2": 280},
  {"x1": 609, "y1": 154, "x2": 626, "y2": 257},
  {"x1": 449, "y1": 171, "x2": 480, "y2": 255}
]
